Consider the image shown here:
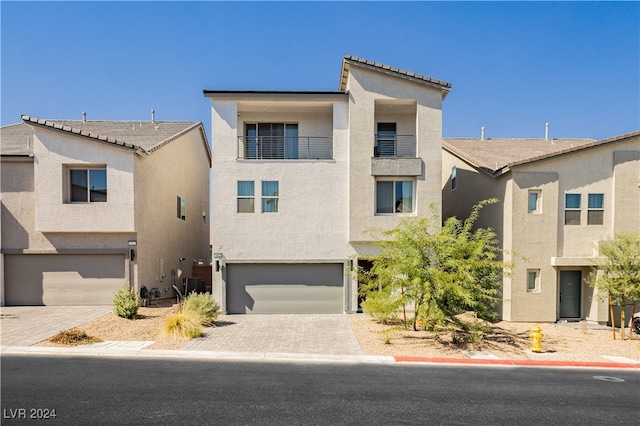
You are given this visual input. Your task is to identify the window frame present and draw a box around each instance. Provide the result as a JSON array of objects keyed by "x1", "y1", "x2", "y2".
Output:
[
  {"x1": 177, "y1": 196, "x2": 186, "y2": 221},
  {"x1": 528, "y1": 189, "x2": 541, "y2": 214},
  {"x1": 67, "y1": 166, "x2": 107, "y2": 203},
  {"x1": 237, "y1": 181, "x2": 255, "y2": 213},
  {"x1": 261, "y1": 180, "x2": 279, "y2": 213},
  {"x1": 564, "y1": 193, "x2": 581, "y2": 225},
  {"x1": 527, "y1": 269, "x2": 541, "y2": 293},
  {"x1": 375, "y1": 179, "x2": 415, "y2": 215},
  {"x1": 451, "y1": 166, "x2": 457, "y2": 190},
  {"x1": 587, "y1": 193, "x2": 604, "y2": 225}
]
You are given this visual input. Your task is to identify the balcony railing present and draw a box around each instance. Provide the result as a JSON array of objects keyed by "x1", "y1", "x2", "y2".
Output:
[
  {"x1": 374, "y1": 135, "x2": 416, "y2": 158},
  {"x1": 238, "y1": 136, "x2": 333, "y2": 160}
]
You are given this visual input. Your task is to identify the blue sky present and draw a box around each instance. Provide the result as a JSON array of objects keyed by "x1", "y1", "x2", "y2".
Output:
[{"x1": 2, "y1": 1, "x2": 638, "y2": 140}]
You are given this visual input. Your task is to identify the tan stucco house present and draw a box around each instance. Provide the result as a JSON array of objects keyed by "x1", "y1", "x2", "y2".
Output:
[
  {"x1": 205, "y1": 55, "x2": 450, "y2": 314},
  {"x1": 0, "y1": 115, "x2": 211, "y2": 305},
  {"x1": 442, "y1": 131, "x2": 640, "y2": 323}
]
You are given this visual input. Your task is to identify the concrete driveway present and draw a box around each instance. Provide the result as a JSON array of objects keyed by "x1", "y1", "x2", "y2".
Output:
[{"x1": 0, "y1": 306, "x2": 112, "y2": 347}]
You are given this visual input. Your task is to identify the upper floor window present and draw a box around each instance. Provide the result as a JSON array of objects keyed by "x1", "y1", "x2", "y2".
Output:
[
  {"x1": 528, "y1": 190, "x2": 541, "y2": 213},
  {"x1": 237, "y1": 181, "x2": 255, "y2": 213},
  {"x1": 177, "y1": 196, "x2": 186, "y2": 220},
  {"x1": 588, "y1": 193, "x2": 604, "y2": 225},
  {"x1": 564, "y1": 193, "x2": 581, "y2": 225},
  {"x1": 70, "y1": 168, "x2": 107, "y2": 202},
  {"x1": 451, "y1": 166, "x2": 457, "y2": 190},
  {"x1": 244, "y1": 123, "x2": 298, "y2": 159},
  {"x1": 261, "y1": 181, "x2": 279, "y2": 213},
  {"x1": 376, "y1": 180, "x2": 413, "y2": 214}
]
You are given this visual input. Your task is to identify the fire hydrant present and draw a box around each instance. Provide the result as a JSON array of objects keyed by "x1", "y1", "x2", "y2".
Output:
[{"x1": 529, "y1": 324, "x2": 544, "y2": 353}]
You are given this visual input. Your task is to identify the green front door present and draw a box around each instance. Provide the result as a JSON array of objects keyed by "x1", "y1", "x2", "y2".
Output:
[{"x1": 559, "y1": 271, "x2": 582, "y2": 318}]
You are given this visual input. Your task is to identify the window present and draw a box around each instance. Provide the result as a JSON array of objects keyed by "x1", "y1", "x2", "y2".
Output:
[
  {"x1": 177, "y1": 196, "x2": 186, "y2": 220},
  {"x1": 527, "y1": 269, "x2": 540, "y2": 292},
  {"x1": 451, "y1": 166, "x2": 457, "y2": 190},
  {"x1": 262, "y1": 181, "x2": 279, "y2": 213},
  {"x1": 564, "y1": 193, "x2": 581, "y2": 225},
  {"x1": 69, "y1": 168, "x2": 107, "y2": 202},
  {"x1": 237, "y1": 181, "x2": 255, "y2": 213},
  {"x1": 588, "y1": 193, "x2": 604, "y2": 225},
  {"x1": 245, "y1": 123, "x2": 298, "y2": 159},
  {"x1": 376, "y1": 180, "x2": 413, "y2": 214},
  {"x1": 528, "y1": 190, "x2": 541, "y2": 213}
]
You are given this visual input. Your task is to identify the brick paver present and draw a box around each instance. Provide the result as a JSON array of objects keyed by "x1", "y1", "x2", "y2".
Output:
[
  {"x1": 0, "y1": 306, "x2": 112, "y2": 346},
  {"x1": 182, "y1": 314, "x2": 363, "y2": 355}
]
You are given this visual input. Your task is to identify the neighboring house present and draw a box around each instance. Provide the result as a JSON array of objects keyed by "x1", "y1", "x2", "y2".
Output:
[
  {"x1": 442, "y1": 131, "x2": 640, "y2": 323},
  {"x1": 205, "y1": 54, "x2": 451, "y2": 314},
  {"x1": 0, "y1": 115, "x2": 211, "y2": 306}
]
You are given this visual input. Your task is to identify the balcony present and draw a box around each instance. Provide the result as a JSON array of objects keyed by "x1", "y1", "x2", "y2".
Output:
[
  {"x1": 238, "y1": 136, "x2": 333, "y2": 160},
  {"x1": 374, "y1": 135, "x2": 416, "y2": 158},
  {"x1": 372, "y1": 134, "x2": 421, "y2": 177}
]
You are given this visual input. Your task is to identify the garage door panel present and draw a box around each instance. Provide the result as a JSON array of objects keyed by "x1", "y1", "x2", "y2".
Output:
[
  {"x1": 227, "y1": 264, "x2": 344, "y2": 314},
  {"x1": 5, "y1": 254, "x2": 125, "y2": 306}
]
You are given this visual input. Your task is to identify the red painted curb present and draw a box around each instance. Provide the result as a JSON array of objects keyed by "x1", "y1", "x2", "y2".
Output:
[{"x1": 393, "y1": 356, "x2": 640, "y2": 369}]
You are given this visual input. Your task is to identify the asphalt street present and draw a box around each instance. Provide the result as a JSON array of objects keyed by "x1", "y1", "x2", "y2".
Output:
[{"x1": 2, "y1": 354, "x2": 638, "y2": 425}]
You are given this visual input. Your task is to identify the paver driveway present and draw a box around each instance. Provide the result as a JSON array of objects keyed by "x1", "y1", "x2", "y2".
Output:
[{"x1": 182, "y1": 314, "x2": 363, "y2": 356}]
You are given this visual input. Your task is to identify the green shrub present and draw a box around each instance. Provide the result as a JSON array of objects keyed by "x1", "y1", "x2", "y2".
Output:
[
  {"x1": 163, "y1": 311, "x2": 203, "y2": 339},
  {"x1": 113, "y1": 283, "x2": 140, "y2": 319},
  {"x1": 361, "y1": 291, "x2": 400, "y2": 324},
  {"x1": 181, "y1": 293, "x2": 220, "y2": 326}
]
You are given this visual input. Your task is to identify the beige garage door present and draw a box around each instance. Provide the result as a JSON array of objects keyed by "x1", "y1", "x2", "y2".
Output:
[
  {"x1": 4, "y1": 254, "x2": 125, "y2": 305},
  {"x1": 226, "y1": 263, "x2": 344, "y2": 314}
]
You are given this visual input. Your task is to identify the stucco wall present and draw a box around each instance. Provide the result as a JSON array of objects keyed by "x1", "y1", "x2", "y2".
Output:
[
  {"x1": 33, "y1": 128, "x2": 135, "y2": 233},
  {"x1": 210, "y1": 100, "x2": 349, "y2": 261},
  {"x1": 134, "y1": 127, "x2": 210, "y2": 296},
  {"x1": 347, "y1": 66, "x2": 443, "y2": 245}
]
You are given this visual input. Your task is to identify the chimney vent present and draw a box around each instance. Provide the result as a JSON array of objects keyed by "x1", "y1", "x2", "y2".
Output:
[
  {"x1": 82, "y1": 112, "x2": 87, "y2": 122},
  {"x1": 545, "y1": 122, "x2": 549, "y2": 141},
  {"x1": 481, "y1": 127, "x2": 485, "y2": 140},
  {"x1": 151, "y1": 109, "x2": 155, "y2": 123}
]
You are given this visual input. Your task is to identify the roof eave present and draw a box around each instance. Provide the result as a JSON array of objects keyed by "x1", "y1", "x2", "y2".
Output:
[
  {"x1": 203, "y1": 90, "x2": 348, "y2": 101},
  {"x1": 21, "y1": 115, "x2": 140, "y2": 152},
  {"x1": 340, "y1": 55, "x2": 452, "y2": 98}
]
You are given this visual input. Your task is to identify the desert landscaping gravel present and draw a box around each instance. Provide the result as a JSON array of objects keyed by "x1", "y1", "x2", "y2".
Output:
[{"x1": 37, "y1": 305, "x2": 640, "y2": 362}]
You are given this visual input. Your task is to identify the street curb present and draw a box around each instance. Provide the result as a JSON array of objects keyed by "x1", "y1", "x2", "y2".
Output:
[
  {"x1": 2, "y1": 345, "x2": 639, "y2": 368},
  {"x1": 394, "y1": 356, "x2": 640, "y2": 369}
]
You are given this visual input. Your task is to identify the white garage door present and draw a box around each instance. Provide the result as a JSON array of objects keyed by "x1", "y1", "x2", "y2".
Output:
[
  {"x1": 226, "y1": 263, "x2": 344, "y2": 314},
  {"x1": 4, "y1": 254, "x2": 126, "y2": 305}
]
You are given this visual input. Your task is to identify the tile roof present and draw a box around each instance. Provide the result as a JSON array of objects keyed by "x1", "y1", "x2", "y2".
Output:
[
  {"x1": 339, "y1": 54, "x2": 452, "y2": 97},
  {"x1": 1, "y1": 117, "x2": 211, "y2": 162},
  {"x1": 443, "y1": 131, "x2": 640, "y2": 175}
]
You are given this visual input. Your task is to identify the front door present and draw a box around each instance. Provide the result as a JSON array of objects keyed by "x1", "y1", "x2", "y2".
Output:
[{"x1": 559, "y1": 271, "x2": 582, "y2": 318}]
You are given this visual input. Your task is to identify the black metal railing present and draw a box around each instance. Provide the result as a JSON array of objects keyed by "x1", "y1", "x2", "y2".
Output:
[
  {"x1": 374, "y1": 135, "x2": 416, "y2": 158},
  {"x1": 238, "y1": 136, "x2": 333, "y2": 160}
]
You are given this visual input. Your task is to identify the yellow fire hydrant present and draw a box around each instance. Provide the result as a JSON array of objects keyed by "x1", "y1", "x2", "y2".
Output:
[{"x1": 529, "y1": 324, "x2": 544, "y2": 353}]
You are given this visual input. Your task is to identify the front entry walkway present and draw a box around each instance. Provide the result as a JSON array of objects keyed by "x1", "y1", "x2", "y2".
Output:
[{"x1": 182, "y1": 314, "x2": 363, "y2": 356}]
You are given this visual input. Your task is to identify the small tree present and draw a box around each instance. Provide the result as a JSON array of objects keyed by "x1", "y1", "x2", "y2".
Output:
[
  {"x1": 364, "y1": 200, "x2": 510, "y2": 332},
  {"x1": 588, "y1": 233, "x2": 640, "y2": 340}
]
